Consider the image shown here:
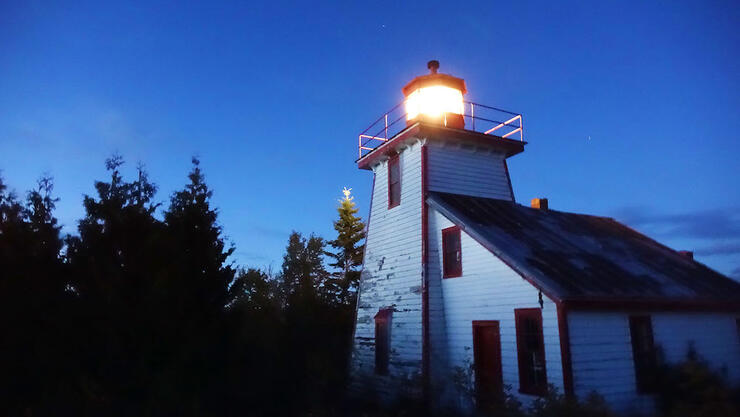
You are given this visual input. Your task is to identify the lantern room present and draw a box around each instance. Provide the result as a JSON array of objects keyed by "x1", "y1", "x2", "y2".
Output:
[
  {"x1": 403, "y1": 60, "x2": 467, "y2": 129},
  {"x1": 357, "y1": 60, "x2": 525, "y2": 161}
]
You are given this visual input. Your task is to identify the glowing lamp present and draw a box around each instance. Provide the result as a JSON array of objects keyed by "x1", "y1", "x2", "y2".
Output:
[{"x1": 402, "y1": 60, "x2": 467, "y2": 129}]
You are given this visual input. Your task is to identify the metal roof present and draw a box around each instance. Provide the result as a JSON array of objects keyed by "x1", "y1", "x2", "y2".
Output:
[{"x1": 427, "y1": 192, "x2": 740, "y2": 305}]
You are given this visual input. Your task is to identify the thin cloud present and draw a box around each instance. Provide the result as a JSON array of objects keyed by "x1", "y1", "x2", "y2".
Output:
[
  {"x1": 249, "y1": 225, "x2": 290, "y2": 239},
  {"x1": 236, "y1": 250, "x2": 270, "y2": 262},
  {"x1": 694, "y1": 242, "x2": 740, "y2": 257},
  {"x1": 613, "y1": 205, "x2": 740, "y2": 279},
  {"x1": 612, "y1": 206, "x2": 740, "y2": 240}
]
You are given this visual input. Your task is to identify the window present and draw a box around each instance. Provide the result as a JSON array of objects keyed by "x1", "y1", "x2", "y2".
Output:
[
  {"x1": 387, "y1": 154, "x2": 400, "y2": 208},
  {"x1": 630, "y1": 315, "x2": 657, "y2": 393},
  {"x1": 515, "y1": 308, "x2": 547, "y2": 395},
  {"x1": 442, "y1": 226, "x2": 462, "y2": 278},
  {"x1": 374, "y1": 309, "x2": 392, "y2": 374}
]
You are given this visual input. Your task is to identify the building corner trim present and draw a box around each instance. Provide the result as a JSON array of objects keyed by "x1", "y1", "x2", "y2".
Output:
[
  {"x1": 421, "y1": 144, "x2": 430, "y2": 403},
  {"x1": 556, "y1": 302, "x2": 574, "y2": 396}
]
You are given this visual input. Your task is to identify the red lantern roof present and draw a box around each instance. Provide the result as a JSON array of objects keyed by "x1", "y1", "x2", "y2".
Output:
[{"x1": 401, "y1": 60, "x2": 467, "y2": 96}]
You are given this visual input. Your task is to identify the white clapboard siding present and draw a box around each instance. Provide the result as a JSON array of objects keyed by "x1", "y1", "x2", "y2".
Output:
[
  {"x1": 351, "y1": 140, "x2": 425, "y2": 397},
  {"x1": 568, "y1": 311, "x2": 740, "y2": 415},
  {"x1": 652, "y1": 313, "x2": 740, "y2": 382},
  {"x1": 567, "y1": 312, "x2": 650, "y2": 415},
  {"x1": 428, "y1": 208, "x2": 563, "y2": 409},
  {"x1": 426, "y1": 142, "x2": 513, "y2": 201}
]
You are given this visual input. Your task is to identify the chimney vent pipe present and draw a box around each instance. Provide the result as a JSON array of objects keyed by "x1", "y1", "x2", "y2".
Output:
[{"x1": 531, "y1": 198, "x2": 548, "y2": 210}]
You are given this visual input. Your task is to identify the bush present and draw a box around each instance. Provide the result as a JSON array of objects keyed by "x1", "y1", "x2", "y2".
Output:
[
  {"x1": 348, "y1": 383, "x2": 615, "y2": 417},
  {"x1": 529, "y1": 385, "x2": 614, "y2": 417},
  {"x1": 654, "y1": 349, "x2": 739, "y2": 417}
]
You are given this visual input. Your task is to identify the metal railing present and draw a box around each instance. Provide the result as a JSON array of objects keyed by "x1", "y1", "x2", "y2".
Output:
[{"x1": 358, "y1": 101, "x2": 524, "y2": 159}]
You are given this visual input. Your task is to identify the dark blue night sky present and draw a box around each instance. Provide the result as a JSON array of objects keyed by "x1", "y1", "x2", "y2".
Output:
[{"x1": 1, "y1": 1, "x2": 738, "y2": 278}]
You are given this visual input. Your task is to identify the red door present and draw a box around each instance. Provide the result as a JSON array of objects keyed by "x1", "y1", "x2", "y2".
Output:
[{"x1": 473, "y1": 321, "x2": 503, "y2": 408}]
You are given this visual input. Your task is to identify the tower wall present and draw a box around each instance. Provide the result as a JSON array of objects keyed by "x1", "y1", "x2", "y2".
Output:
[
  {"x1": 350, "y1": 139, "x2": 425, "y2": 399},
  {"x1": 350, "y1": 133, "x2": 518, "y2": 403},
  {"x1": 426, "y1": 141, "x2": 514, "y2": 201}
]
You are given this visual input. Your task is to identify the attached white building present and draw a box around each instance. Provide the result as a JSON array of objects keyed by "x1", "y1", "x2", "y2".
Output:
[{"x1": 349, "y1": 62, "x2": 740, "y2": 415}]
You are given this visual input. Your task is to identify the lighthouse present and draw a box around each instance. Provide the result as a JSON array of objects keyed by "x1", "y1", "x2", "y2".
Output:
[
  {"x1": 350, "y1": 61, "x2": 526, "y2": 404},
  {"x1": 349, "y1": 62, "x2": 740, "y2": 416}
]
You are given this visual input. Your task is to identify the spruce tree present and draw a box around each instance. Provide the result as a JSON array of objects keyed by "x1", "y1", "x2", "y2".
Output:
[
  {"x1": 64, "y1": 155, "x2": 172, "y2": 414},
  {"x1": 157, "y1": 157, "x2": 237, "y2": 414},
  {"x1": 228, "y1": 268, "x2": 277, "y2": 311},
  {"x1": 164, "y1": 157, "x2": 235, "y2": 312},
  {"x1": 326, "y1": 187, "x2": 365, "y2": 305},
  {"x1": 279, "y1": 231, "x2": 328, "y2": 307},
  {"x1": 0, "y1": 175, "x2": 68, "y2": 414}
]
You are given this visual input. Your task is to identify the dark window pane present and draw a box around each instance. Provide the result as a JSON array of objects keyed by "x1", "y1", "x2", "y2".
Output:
[
  {"x1": 515, "y1": 308, "x2": 547, "y2": 395},
  {"x1": 630, "y1": 316, "x2": 657, "y2": 393},
  {"x1": 375, "y1": 309, "x2": 391, "y2": 375},
  {"x1": 388, "y1": 155, "x2": 400, "y2": 208},
  {"x1": 442, "y1": 227, "x2": 461, "y2": 277}
]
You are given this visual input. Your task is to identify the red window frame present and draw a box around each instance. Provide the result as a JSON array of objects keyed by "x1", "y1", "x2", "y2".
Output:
[
  {"x1": 629, "y1": 315, "x2": 657, "y2": 393},
  {"x1": 442, "y1": 226, "x2": 462, "y2": 278},
  {"x1": 515, "y1": 308, "x2": 548, "y2": 395},
  {"x1": 374, "y1": 309, "x2": 392, "y2": 375},
  {"x1": 387, "y1": 154, "x2": 400, "y2": 209}
]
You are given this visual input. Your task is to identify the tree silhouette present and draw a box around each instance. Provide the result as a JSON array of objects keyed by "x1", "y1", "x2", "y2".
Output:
[
  {"x1": 0, "y1": 174, "x2": 69, "y2": 414},
  {"x1": 0, "y1": 160, "x2": 370, "y2": 416},
  {"x1": 279, "y1": 231, "x2": 328, "y2": 308},
  {"x1": 158, "y1": 157, "x2": 236, "y2": 414},
  {"x1": 164, "y1": 157, "x2": 235, "y2": 317}
]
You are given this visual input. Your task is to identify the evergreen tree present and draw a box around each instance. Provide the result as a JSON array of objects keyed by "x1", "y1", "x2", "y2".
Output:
[
  {"x1": 164, "y1": 157, "x2": 235, "y2": 314},
  {"x1": 159, "y1": 157, "x2": 236, "y2": 414},
  {"x1": 64, "y1": 155, "x2": 169, "y2": 414},
  {"x1": 22, "y1": 175, "x2": 64, "y2": 299},
  {"x1": 279, "y1": 231, "x2": 328, "y2": 307},
  {"x1": 325, "y1": 187, "x2": 365, "y2": 305},
  {"x1": 228, "y1": 267, "x2": 278, "y2": 312},
  {"x1": 66, "y1": 154, "x2": 162, "y2": 306},
  {"x1": 0, "y1": 175, "x2": 22, "y2": 225},
  {"x1": 0, "y1": 175, "x2": 69, "y2": 414}
]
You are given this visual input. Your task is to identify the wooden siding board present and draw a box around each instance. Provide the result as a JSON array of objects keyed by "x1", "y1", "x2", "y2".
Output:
[
  {"x1": 426, "y1": 144, "x2": 513, "y2": 201},
  {"x1": 652, "y1": 313, "x2": 740, "y2": 382}
]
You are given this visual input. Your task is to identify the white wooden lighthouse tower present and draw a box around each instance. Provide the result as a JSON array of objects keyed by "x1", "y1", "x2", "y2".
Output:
[{"x1": 350, "y1": 61, "x2": 526, "y2": 402}]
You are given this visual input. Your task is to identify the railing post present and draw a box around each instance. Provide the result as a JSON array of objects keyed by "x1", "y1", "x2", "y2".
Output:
[
  {"x1": 519, "y1": 115, "x2": 524, "y2": 141},
  {"x1": 471, "y1": 103, "x2": 475, "y2": 131}
]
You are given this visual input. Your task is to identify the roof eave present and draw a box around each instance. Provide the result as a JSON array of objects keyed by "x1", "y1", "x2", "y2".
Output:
[{"x1": 562, "y1": 297, "x2": 740, "y2": 312}]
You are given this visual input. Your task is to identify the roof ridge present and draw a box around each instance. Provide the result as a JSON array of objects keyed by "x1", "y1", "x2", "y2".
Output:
[{"x1": 428, "y1": 190, "x2": 617, "y2": 221}]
